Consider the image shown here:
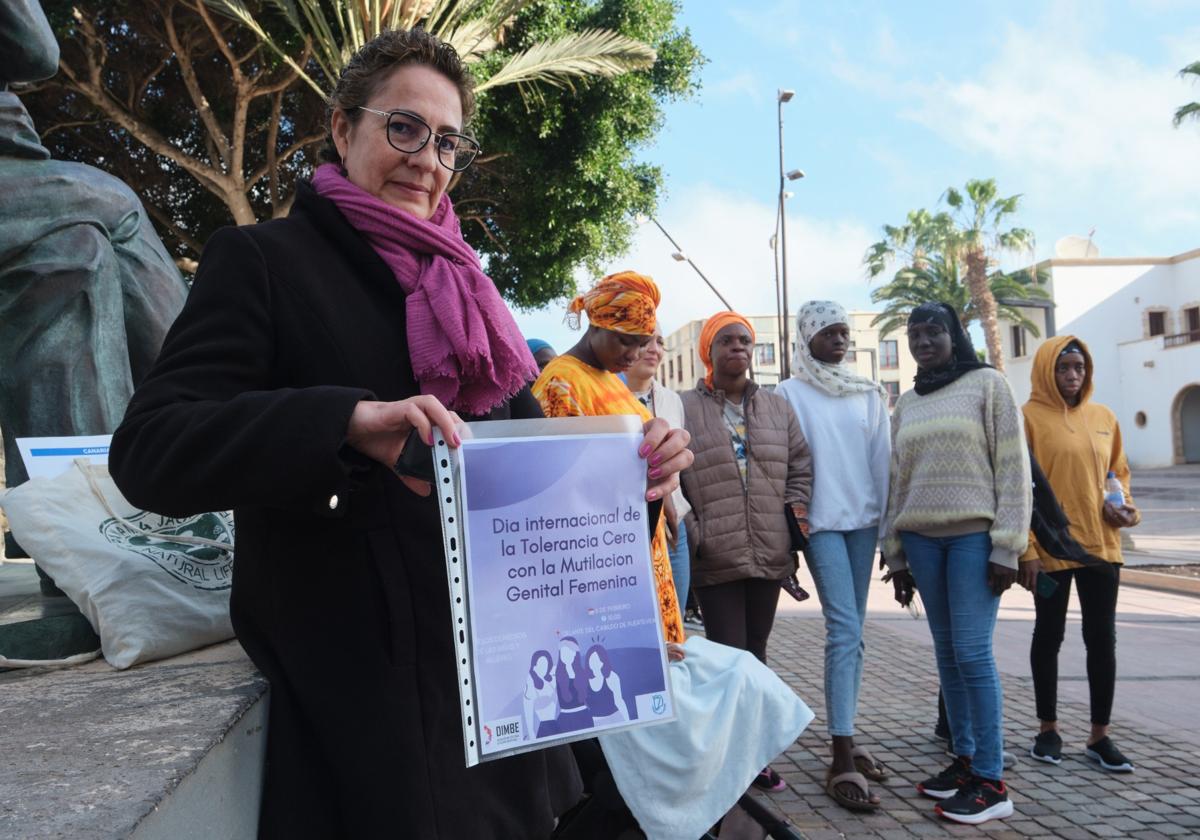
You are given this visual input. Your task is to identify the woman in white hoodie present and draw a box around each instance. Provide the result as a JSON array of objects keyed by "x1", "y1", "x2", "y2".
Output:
[{"x1": 775, "y1": 301, "x2": 891, "y2": 812}]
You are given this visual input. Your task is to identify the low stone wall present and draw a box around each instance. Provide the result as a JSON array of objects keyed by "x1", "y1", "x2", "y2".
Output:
[{"x1": 0, "y1": 640, "x2": 267, "y2": 838}]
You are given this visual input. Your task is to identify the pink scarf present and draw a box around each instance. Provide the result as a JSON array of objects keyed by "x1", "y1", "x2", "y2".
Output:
[{"x1": 311, "y1": 163, "x2": 538, "y2": 415}]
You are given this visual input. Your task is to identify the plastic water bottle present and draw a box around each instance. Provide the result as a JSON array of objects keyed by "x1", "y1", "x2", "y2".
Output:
[{"x1": 1103, "y1": 471, "x2": 1126, "y2": 506}]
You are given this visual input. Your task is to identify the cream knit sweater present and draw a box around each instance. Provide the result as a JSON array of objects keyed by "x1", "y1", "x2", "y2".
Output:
[{"x1": 882, "y1": 368, "x2": 1031, "y2": 570}]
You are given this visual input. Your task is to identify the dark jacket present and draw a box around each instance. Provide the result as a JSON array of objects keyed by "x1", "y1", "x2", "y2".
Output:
[
  {"x1": 109, "y1": 182, "x2": 581, "y2": 839},
  {"x1": 679, "y1": 380, "x2": 813, "y2": 587}
]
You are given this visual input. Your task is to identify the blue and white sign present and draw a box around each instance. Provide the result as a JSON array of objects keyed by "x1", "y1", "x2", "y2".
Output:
[{"x1": 16, "y1": 435, "x2": 112, "y2": 480}]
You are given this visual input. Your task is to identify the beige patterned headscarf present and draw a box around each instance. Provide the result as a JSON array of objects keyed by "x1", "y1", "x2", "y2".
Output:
[{"x1": 791, "y1": 300, "x2": 888, "y2": 399}]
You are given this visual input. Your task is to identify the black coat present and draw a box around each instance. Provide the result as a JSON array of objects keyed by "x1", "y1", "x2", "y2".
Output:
[{"x1": 110, "y1": 182, "x2": 582, "y2": 839}]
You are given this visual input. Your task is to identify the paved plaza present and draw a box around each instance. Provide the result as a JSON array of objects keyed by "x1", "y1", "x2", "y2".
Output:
[{"x1": 742, "y1": 566, "x2": 1200, "y2": 839}]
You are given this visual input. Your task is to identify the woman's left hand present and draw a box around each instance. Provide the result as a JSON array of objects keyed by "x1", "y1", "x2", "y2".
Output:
[
  {"x1": 988, "y1": 563, "x2": 1017, "y2": 595},
  {"x1": 640, "y1": 417, "x2": 693, "y2": 502},
  {"x1": 1102, "y1": 502, "x2": 1137, "y2": 528}
]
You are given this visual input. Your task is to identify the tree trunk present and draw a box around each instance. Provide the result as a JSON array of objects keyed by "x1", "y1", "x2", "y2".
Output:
[{"x1": 965, "y1": 247, "x2": 1005, "y2": 371}]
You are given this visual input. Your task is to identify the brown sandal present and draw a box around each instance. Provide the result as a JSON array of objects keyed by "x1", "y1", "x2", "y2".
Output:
[
  {"x1": 825, "y1": 770, "x2": 880, "y2": 812},
  {"x1": 851, "y1": 746, "x2": 888, "y2": 782}
]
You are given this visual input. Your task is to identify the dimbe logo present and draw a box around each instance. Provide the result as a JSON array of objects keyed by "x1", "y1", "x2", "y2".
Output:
[{"x1": 486, "y1": 716, "x2": 523, "y2": 749}]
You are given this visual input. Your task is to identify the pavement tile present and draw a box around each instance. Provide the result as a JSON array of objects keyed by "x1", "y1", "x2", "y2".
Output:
[{"x1": 756, "y1": 615, "x2": 1200, "y2": 840}]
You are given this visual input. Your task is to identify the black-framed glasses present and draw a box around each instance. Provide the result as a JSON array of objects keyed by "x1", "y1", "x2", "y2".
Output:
[{"x1": 357, "y1": 107, "x2": 481, "y2": 172}]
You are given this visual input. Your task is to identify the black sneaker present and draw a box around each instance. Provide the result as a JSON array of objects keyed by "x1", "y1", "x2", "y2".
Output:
[
  {"x1": 1085, "y1": 737, "x2": 1134, "y2": 773},
  {"x1": 935, "y1": 776, "x2": 1014, "y2": 824},
  {"x1": 917, "y1": 756, "x2": 972, "y2": 799},
  {"x1": 934, "y1": 718, "x2": 950, "y2": 742},
  {"x1": 1030, "y1": 731, "x2": 1063, "y2": 765}
]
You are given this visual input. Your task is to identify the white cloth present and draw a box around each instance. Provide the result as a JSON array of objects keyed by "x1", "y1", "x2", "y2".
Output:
[
  {"x1": 775, "y1": 378, "x2": 891, "y2": 535},
  {"x1": 598, "y1": 636, "x2": 814, "y2": 840},
  {"x1": 791, "y1": 300, "x2": 888, "y2": 399},
  {"x1": 632, "y1": 381, "x2": 691, "y2": 518}
]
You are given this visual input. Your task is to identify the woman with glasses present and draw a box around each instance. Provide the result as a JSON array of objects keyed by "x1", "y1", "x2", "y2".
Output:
[
  {"x1": 881, "y1": 302, "x2": 1031, "y2": 825},
  {"x1": 108, "y1": 29, "x2": 691, "y2": 839}
]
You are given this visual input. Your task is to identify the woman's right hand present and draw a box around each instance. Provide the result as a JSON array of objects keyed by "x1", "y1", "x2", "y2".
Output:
[
  {"x1": 346, "y1": 396, "x2": 461, "y2": 495},
  {"x1": 1018, "y1": 557, "x2": 1041, "y2": 592}
]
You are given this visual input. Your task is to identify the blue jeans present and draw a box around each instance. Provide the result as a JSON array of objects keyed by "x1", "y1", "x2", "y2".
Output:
[
  {"x1": 901, "y1": 531, "x2": 1004, "y2": 780},
  {"x1": 668, "y1": 523, "x2": 690, "y2": 612},
  {"x1": 804, "y1": 527, "x2": 877, "y2": 737}
]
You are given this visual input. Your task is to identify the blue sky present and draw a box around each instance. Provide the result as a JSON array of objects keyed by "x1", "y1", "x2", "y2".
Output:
[{"x1": 515, "y1": 0, "x2": 1200, "y2": 351}]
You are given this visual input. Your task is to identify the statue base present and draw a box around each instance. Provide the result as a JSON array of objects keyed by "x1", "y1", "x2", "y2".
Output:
[{"x1": 0, "y1": 562, "x2": 99, "y2": 668}]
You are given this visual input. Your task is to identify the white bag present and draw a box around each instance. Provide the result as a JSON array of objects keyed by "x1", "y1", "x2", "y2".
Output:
[{"x1": 0, "y1": 459, "x2": 235, "y2": 669}]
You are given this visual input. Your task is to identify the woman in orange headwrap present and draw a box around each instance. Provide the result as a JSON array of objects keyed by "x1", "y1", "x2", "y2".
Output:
[
  {"x1": 678, "y1": 311, "x2": 813, "y2": 792},
  {"x1": 533, "y1": 271, "x2": 686, "y2": 643}
]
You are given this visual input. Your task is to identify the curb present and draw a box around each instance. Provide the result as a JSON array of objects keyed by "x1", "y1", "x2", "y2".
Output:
[{"x1": 1122, "y1": 568, "x2": 1200, "y2": 597}]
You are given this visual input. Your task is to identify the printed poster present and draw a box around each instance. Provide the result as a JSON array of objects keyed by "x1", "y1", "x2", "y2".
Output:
[{"x1": 450, "y1": 421, "x2": 675, "y2": 763}]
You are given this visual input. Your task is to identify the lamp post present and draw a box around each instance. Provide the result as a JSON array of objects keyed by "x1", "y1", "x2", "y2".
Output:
[
  {"x1": 776, "y1": 88, "x2": 804, "y2": 380},
  {"x1": 638, "y1": 214, "x2": 734, "y2": 310}
]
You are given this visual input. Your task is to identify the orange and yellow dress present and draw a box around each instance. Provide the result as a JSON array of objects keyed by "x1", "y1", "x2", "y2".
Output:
[{"x1": 533, "y1": 354, "x2": 685, "y2": 643}]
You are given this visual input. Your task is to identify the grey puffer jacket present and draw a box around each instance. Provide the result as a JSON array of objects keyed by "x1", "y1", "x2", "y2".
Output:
[{"x1": 680, "y1": 380, "x2": 813, "y2": 587}]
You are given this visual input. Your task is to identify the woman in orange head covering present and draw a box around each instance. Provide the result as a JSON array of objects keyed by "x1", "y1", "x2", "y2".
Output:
[
  {"x1": 533, "y1": 271, "x2": 686, "y2": 642},
  {"x1": 678, "y1": 310, "x2": 814, "y2": 792}
]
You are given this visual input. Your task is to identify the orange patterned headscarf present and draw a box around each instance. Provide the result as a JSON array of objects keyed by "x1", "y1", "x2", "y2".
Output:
[
  {"x1": 567, "y1": 271, "x2": 660, "y2": 335},
  {"x1": 699, "y1": 311, "x2": 755, "y2": 388}
]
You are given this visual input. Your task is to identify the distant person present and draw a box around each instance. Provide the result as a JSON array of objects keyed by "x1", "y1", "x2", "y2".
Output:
[
  {"x1": 775, "y1": 301, "x2": 890, "y2": 812},
  {"x1": 623, "y1": 326, "x2": 693, "y2": 612},
  {"x1": 882, "y1": 301, "x2": 1030, "y2": 825},
  {"x1": 526, "y1": 338, "x2": 557, "y2": 370},
  {"x1": 679, "y1": 311, "x2": 813, "y2": 792},
  {"x1": 533, "y1": 270, "x2": 686, "y2": 644},
  {"x1": 1020, "y1": 337, "x2": 1139, "y2": 772}
]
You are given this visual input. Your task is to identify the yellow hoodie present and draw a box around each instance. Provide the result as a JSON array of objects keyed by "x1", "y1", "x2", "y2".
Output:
[{"x1": 1022, "y1": 335, "x2": 1139, "y2": 570}]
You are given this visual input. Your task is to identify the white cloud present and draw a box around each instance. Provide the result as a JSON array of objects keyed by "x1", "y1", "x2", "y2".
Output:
[
  {"x1": 709, "y1": 69, "x2": 766, "y2": 104},
  {"x1": 898, "y1": 22, "x2": 1200, "y2": 233},
  {"x1": 513, "y1": 183, "x2": 877, "y2": 354}
]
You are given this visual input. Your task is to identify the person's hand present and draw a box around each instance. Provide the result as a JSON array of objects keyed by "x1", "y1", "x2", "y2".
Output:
[
  {"x1": 1102, "y1": 502, "x2": 1137, "y2": 528},
  {"x1": 664, "y1": 495, "x2": 679, "y2": 549},
  {"x1": 989, "y1": 563, "x2": 1017, "y2": 596},
  {"x1": 640, "y1": 418, "x2": 693, "y2": 503},
  {"x1": 1018, "y1": 557, "x2": 1041, "y2": 592},
  {"x1": 790, "y1": 503, "x2": 811, "y2": 539},
  {"x1": 346, "y1": 396, "x2": 461, "y2": 496},
  {"x1": 666, "y1": 642, "x2": 686, "y2": 662},
  {"x1": 890, "y1": 569, "x2": 915, "y2": 607}
]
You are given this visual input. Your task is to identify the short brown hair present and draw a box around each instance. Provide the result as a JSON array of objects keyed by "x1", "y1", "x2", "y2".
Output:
[{"x1": 320, "y1": 28, "x2": 475, "y2": 165}]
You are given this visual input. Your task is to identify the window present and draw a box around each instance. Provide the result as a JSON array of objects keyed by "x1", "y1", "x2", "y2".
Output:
[
  {"x1": 1186, "y1": 307, "x2": 1200, "y2": 335},
  {"x1": 1148, "y1": 311, "x2": 1166, "y2": 337},
  {"x1": 754, "y1": 343, "x2": 776, "y2": 366},
  {"x1": 667, "y1": 358, "x2": 674, "y2": 383},
  {"x1": 678, "y1": 355, "x2": 685, "y2": 384},
  {"x1": 1010, "y1": 325, "x2": 1027, "y2": 358},
  {"x1": 846, "y1": 341, "x2": 857, "y2": 362},
  {"x1": 880, "y1": 339, "x2": 899, "y2": 369},
  {"x1": 882, "y1": 381, "x2": 900, "y2": 408}
]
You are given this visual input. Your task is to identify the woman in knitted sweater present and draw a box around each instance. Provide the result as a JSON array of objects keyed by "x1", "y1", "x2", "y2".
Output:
[{"x1": 882, "y1": 302, "x2": 1031, "y2": 826}]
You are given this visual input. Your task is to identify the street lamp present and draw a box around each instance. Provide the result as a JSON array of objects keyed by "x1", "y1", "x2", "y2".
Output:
[
  {"x1": 776, "y1": 89, "x2": 803, "y2": 378},
  {"x1": 637, "y1": 214, "x2": 734, "y2": 310}
]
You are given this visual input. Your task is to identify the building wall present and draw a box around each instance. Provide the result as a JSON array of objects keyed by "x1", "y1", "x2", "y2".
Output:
[{"x1": 1002, "y1": 249, "x2": 1200, "y2": 468}]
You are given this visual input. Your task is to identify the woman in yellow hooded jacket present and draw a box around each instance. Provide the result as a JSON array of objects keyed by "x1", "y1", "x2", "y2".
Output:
[{"x1": 1020, "y1": 335, "x2": 1140, "y2": 773}]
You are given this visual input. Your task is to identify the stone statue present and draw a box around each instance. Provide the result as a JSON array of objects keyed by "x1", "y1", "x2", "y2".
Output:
[{"x1": 0, "y1": 0, "x2": 189, "y2": 568}]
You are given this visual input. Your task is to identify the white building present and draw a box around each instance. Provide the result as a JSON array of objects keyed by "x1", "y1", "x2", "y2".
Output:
[
  {"x1": 659, "y1": 311, "x2": 916, "y2": 406},
  {"x1": 1003, "y1": 247, "x2": 1200, "y2": 468}
]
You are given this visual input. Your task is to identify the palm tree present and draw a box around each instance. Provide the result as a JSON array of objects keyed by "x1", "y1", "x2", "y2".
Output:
[
  {"x1": 942, "y1": 179, "x2": 1034, "y2": 371},
  {"x1": 1175, "y1": 60, "x2": 1200, "y2": 127},
  {"x1": 869, "y1": 254, "x2": 1050, "y2": 341},
  {"x1": 206, "y1": 0, "x2": 657, "y2": 101},
  {"x1": 864, "y1": 208, "x2": 956, "y2": 280}
]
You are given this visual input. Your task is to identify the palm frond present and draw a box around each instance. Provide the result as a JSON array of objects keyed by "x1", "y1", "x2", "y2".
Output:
[
  {"x1": 1174, "y1": 101, "x2": 1200, "y2": 127},
  {"x1": 474, "y1": 29, "x2": 656, "y2": 96},
  {"x1": 203, "y1": 0, "x2": 327, "y2": 95}
]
